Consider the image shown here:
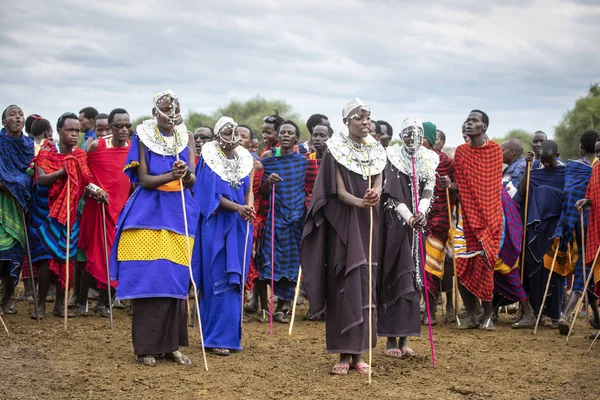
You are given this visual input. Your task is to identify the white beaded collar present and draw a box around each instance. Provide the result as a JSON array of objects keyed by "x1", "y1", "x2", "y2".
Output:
[
  {"x1": 136, "y1": 118, "x2": 188, "y2": 156},
  {"x1": 327, "y1": 131, "x2": 387, "y2": 179},
  {"x1": 201, "y1": 140, "x2": 253, "y2": 188}
]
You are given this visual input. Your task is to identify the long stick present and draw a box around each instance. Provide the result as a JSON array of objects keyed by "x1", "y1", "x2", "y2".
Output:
[
  {"x1": 533, "y1": 244, "x2": 560, "y2": 335},
  {"x1": 269, "y1": 184, "x2": 275, "y2": 334},
  {"x1": 176, "y1": 151, "x2": 208, "y2": 370},
  {"x1": 580, "y1": 210, "x2": 589, "y2": 325},
  {"x1": 21, "y1": 210, "x2": 40, "y2": 322},
  {"x1": 445, "y1": 188, "x2": 460, "y2": 327},
  {"x1": 288, "y1": 266, "x2": 302, "y2": 336},
  {"x1": 100, "y1": 204, "x2": 114, "y2": 329},
  {"x1": 412, "y1": 157, "x2": 436, "y2": 368},
  {"x1": 240, "y1": 169, "x2": 254, "y2": 330},
  {"x1": 0, "y1": 314, "x2": 8, "y2": 335},
  {"x1": 520, "y1": 161, "x2": 531, "y2": 283},
  {"x1": 64, "y1": 178, "x2": 71, "y2": 331},
  {"x1": 566, "y1": 243, "x2": 600, "y2": 343},
  {"x1": 368, "y1": 172, "x2": 373, "y2": 384}
]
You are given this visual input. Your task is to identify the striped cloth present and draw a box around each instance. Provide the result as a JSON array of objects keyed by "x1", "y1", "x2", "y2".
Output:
[
  {"x1": 304, "y1": 155, "x2": 321, "y2": 209},
  {"x1": 585, "y1": 163, "x2": 600, "y2": 292},
  {"x1": 454, "y1": 141, "x2": 503, "y2": 301},
  {"x1": 0, "y1": 128, "x2": 34, "y2": 211},
  {"x1": 257, "y1": 151, "x2": 307, "y2": 300}
]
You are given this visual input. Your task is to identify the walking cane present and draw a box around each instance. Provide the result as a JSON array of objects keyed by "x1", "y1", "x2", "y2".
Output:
[
  {"x1": 533, "y1": 244, "x2": 560, "y2": 335},
  {"x1": 588, "y1": 328, "x2": 600, "y2": 352},
  {"x1": 566, "y1": 244, "x2": 600, "y2": 343},
  {"x1": 520, "y1": 160, "x2": 531, "y2": 283},
  {"x1": 288, "y1": 266, "x2": 302, "y2": 336},
  {"x1": 269, "y1": 184, "x2": 275, "y2": 335},
  {"x1": 175, "y1": 142, "x2": 208, "y2": 371},
  {"x1": 64, "y1": 178, "x2": 71, "y2": 331},
  {"x1": 21, "y1": 210, "x2": 40, "y2": 322},
  {"x1": 367, "y1": 170, "x2": 374, "y2": 384},
  {"x1": 411, "y1": 157, "x2": 436, "y2": 369},
  {"x1": 445, "y1": 187, "x2": 460, "y2": 327},
  {"x1": 240, "y1": 170, "x2": 254, "y2": 331},
  {"x1": 0, "y1": 314, "x2": 8, "y2": 335},
  {"x1": 100, "y1": 204, "x2": 114, "y2": 329},
  {"x1": 580, "y1": 209, "x2": 589, "y2": 325}
]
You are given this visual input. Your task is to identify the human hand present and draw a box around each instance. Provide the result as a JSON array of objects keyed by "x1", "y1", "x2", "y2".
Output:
[
  {"x1": 412, "y1": 212, "x2": 427, "y2": 230},
  {"x1": 172, "y1": 161, "x2": 188, "y2": 179},
  {"x1": 362, "y1": 188, "x2": 380, "y2": 207},
  {"x1": 237, "y1": 204, "x2": 255, "y2": 222},
  {"x1": 525, "y1": 152, "x2": 535, "y2": 163},
  {"x1": 266, "y1": 173, "x2": 283, "y2": 185},
  {"x1": 575, "y1": 199, "x2": 591, "y2": 211},
  {"x1": 439, "y1": 175, "x2": 451, "y2": 188},
  {"x1": 95, "y1": 190, "x2": 109, "y2": 205}
]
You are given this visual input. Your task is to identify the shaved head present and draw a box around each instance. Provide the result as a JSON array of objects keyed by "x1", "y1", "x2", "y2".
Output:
[{"x1": 503, "y1": 139, "x2": 524, "y2": 156}]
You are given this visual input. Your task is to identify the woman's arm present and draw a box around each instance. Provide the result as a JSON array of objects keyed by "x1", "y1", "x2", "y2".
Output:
[
  {"x1": 137, "y1": 141, "x2": 178, "y2": 189},
  {"x1": 335, "y1": 165, "x2": 364, "y2": 208}
]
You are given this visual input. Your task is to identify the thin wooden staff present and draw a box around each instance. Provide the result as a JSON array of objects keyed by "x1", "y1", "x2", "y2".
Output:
[
  {"x1": 411, "y1": 157, "x2": 436, "y2": 368},
  {"x1": 520, "y1": 160, "x2": 532, "y2": 283},
  {"x1": 566, "y1": 243, "x2": 600, "y2": 343},
  {"x1": 588, "y1": 328, "x2": 600, "y2": 352},
  {"x1": 100, "y1": 204, "x2": 114, "y2": 329},
  {"x1": 533, "y1": 244, "x2": 560, "y2": 335},
  {"x1": 64, "y1": 178, "x2": 71, "y2": 331},
  {"x1": 580, "y1": 209, "x2": 589, "y2": 325},
  {"x1": 445, "y1": 187, "x2": 460, "y2": 327},
  {"x1": 368, "y1": 170, "x2": 374, "y2": 384},
  {"x1": 288, "y1": 266, "x2": 302, "y2": 336},
  {"x1": 240, "y1": 169, "x2": 254, "y2": 331},
  {"x1": 0, "y1": 313, "x2": 8, "y2": 335},
  {"x1": 21, "y1": 210, "x2": 40, "y2": 322},
  {"x1": 269, "y1": 184, "x2": 275, "y2": 334},
  {"x1": 175, "y1": 149, "x2": 208, "y2": 370}
]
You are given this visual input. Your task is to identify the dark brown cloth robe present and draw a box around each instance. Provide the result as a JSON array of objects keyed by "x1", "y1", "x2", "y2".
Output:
[
  {"x1": 377, "y1": 162, "x2": 421, "y2": 337},
  {"x1": 301, "y1": 150, "x2": 379, "y2": 354}
]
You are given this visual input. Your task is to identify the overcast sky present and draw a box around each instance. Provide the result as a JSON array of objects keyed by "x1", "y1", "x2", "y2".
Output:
[{"x1": 1, "y1": 0, "x2": 599, "y2": 146}]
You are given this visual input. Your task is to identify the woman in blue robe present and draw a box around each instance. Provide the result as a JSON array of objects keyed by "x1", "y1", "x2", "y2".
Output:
[
  {"x1": 110, "y1": 91, "x2": 199, "y2": 367},
  {"x1": 192, "y1": 117, "x2": 254, "y2": 356}
]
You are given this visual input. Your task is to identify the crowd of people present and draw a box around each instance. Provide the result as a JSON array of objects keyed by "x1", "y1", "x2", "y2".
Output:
[{"x1": 1, "y1": 92, "x2": 599, "y2": 375}]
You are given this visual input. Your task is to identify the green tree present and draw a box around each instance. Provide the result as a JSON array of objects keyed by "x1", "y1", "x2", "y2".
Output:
[
  {"x1": 185, "y1": 112, "x2": 216, "y2": 132},
  {"x1": 491, "y1": 129, "x2": 533, "y2": 152},
  {"x1": 555, "y1": 83, "x2": 600, "y2": 160}
]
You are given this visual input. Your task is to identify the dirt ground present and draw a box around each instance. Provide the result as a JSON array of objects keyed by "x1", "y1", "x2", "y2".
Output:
[{"x1": 0, "y1": 297, "x2": 598, "y2": 400}]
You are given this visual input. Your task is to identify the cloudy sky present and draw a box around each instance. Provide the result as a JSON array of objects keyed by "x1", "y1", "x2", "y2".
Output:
[{"x1": 1, "y1": 0, "x2": 599, "y2": 146}]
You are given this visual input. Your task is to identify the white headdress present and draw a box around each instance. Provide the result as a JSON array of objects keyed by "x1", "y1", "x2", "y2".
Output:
[
  {"x1": 400, "y1": 116, "x2": 424, "y2": 153},
  {"x1": 342, "y1": 98, "x2": 370, "y2": 120}
]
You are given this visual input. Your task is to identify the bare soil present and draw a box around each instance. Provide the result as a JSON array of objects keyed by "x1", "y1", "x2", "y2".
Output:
[{"x1": 0, "y1": 300, "x2": 598, "y2": 400}]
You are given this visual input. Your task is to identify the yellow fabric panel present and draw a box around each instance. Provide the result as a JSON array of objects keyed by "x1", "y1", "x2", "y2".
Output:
[
  {"x1": 494, "y1": 257, "x2": 518, "y2": 274},
  {"x1": 156, "y1": 180, "x2": 182, "y2": 192},
  {"x1": 543, "y1": 237, "x2": 572, "y2": 277},
  {"x1": 123, "y1": 160, "x2": 139, "y2": 171},
  {"x1": 117, "y1": 228, "x2": 193, "y2": 266},
  {"x1": 425, "y1": 235, "x2": 445, "y2": 279}
]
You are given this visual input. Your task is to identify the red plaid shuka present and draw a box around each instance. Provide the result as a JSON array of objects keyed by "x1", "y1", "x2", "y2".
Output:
[
  {"x1": 585, "y1": 163, "x2": 600, "y2": 293},
  {"x1": 428, "y1": 150, "x2": 456, "y2": 243},
  {"x1": 304, "y1": 152, "x2": 321, "y2": 209},
  {"x1": 246, "y1": 166, "x2": 264, "y2": 291},
  {"x1": 34, "y1": 141, "x2": 91, "y2": 227},
  {"x1": 454, "y1": 141, "x2": 503, "y2": 301}
]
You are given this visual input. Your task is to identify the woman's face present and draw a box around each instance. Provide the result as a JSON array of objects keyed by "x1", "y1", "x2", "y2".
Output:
[
  {"x1": 218, "y1": 127, "x2": 238, "y2": 151},
  {"x1": 154, "y1": 96, "x2": 181, "y2": 130}
]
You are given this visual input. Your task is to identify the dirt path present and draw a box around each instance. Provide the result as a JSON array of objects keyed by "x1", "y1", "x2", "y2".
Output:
[{"x1": 0, "y1": 301, "x2": 597, "y2": 400}]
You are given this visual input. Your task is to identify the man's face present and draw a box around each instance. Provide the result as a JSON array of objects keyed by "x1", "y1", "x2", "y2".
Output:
[
  {"x1": 2, "y1": 106, "x2": 24, "y2": 134},
  {"x1": 262, "y1": 123, "x2": 279, "y2": 147},
  {"x1": 347, "y1": 108, "x2": 370, "y2": 139},
  {"x1": 194, "y1": 127, "x2": 212, "y2": 153},
  {"x1": 531, "y1": 133, "x2": 546, "y2": 158},
  {"x1": 311, "y1": 125, "x2": 329, "y2": 153},
  {"x1": 110, "y1": 113, "x2": 131, "y2": 142},
  {"x1": 278, "y1": 123, "x2": 298, "y2": 151},
  {"x1": 238, "y1": 127, "x2": 251, "y2": 149},
  {"x1": 79, "y1": 112, "x2": 94, "y2": 132},
  {"x1": 95, "y1": 118, "x2": 110, "y2": 138},
  {"x1": 501, "y1": 142, "x2": 515, "y2": 164},
  {"x1": 368, "y1": 121, "x2": 378, "y2": 139},
  {"x1": 401, "y1": 125, "x2": 422, "y2": 153},
  {"x1": 595, "y1": 141, "x2": 600, "y2": 159},
  {"x1": 435, "y1": 131, "x2": 445, "y2": 151},
  {"x1": 250, "y1": 139, "x2": 259, "y2": 153},
  {"x1": 60, "y1": 118, "x2": 81, "y2": 147},
  {"x1": 464, "y1": 112, "x2": 486, "y2": 138},
  {"x1": 376, "y1": 124, "x2": 391, "y2": 148},
  {"x1": 540, "y1": 151, "x2": 558, "y2": 169}
]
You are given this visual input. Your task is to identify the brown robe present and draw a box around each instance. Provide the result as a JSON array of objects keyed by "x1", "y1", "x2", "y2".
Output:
[
  {"x1": 301, "y1": 150, "x2": 379, "y2": 354},
  {"x1": 377, "y1": 162, "x2": 421, "y2": 337}
]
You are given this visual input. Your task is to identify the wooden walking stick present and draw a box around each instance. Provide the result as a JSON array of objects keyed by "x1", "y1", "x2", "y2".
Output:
[
  {"x1": 580, "y1": 209, "x2": 589, "y2": 325},
  {"x1": 588, "y1": 328, "x2": 600, "y2": 352},
  {"x1": 100, "y1": 204, "x2": 114, "y2": 329},
  {"x1": 368, "y1": 170, "x2": 374, "y2": 384},
  {"x1": 412, "y1": 157, "x2": 436, "y2": 368},
  {"x1": 0, "y1": 314, "x2": 8, "y2": 335},
  {"x1": 288, "y1": 266, "x2": 302, "y2": 336},
  {"x1": 21, "y1": 210, "x2": 40, "y2": 322},
  {"x1": 566, "y1": 243, "x2": 600, "y2": 343},
  {"x1": 520, "y1": 160, "x2": 532, "y2": 283},
  {"x1": 240, "y1": 170, "x2": 254, "y2": 331},
  {"x1": 176, "y1": 145, "x2": 208, "y2": 371},
  {"x1": 533, "y1": 244, "x2": 560, "y2": 335},
  {"x1": 445, "y1": 187, "x2": 460, "y2": 327},
  {"x1": 64, "y1": 178, "x2": 71, "y2": 331}
]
